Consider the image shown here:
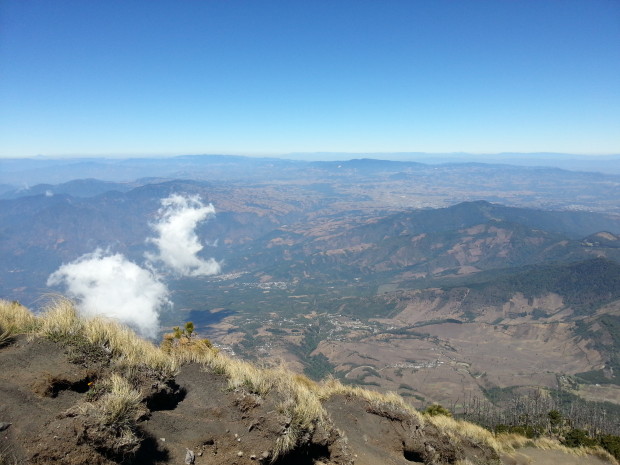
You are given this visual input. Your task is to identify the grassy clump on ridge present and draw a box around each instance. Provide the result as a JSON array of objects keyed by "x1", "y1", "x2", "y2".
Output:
[{"x1": 0, "y1": 300, "x2": 39, "y2": 347}]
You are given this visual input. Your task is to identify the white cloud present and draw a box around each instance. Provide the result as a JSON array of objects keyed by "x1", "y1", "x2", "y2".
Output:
[
  {"x1": 146, "y1": 194, "x2": 221, "y2": 277},
  {"x1": 47, "y1": 193, "x2": 222, "y2": 338},
  {"x1": 47, "y1": 249, "x2": 170, "y2": 338}
]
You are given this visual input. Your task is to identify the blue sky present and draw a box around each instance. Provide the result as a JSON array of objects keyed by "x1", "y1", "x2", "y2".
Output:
[{"x1": 1, "y1": 0, "x2": 619, "y2": 158}]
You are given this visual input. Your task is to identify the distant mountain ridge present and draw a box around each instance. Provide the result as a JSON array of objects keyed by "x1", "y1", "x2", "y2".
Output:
[
  {"x1": 3, "y1": 153, "x2": 620, "y2": 186},
  {"x1": 338, "y1": 200, "x2": 620, "y2": 239},
  {"x1": 0, "y1": 178, "x2": 135, "y2": 199},
  {"x1": 231, "y1": 201, "x2": 620, "y2": 286}
]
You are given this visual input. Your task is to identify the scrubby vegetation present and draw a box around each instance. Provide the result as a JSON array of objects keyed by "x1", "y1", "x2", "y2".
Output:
[
  {"x1": 424, "y1": 403, "x2": 453, "y2": 417},
  {"x1": 460, "y1": 388, "x2": 620, "y2": 461},
  {"x1": 0, "y1": 300, "x2": 38, "y2": 347}
]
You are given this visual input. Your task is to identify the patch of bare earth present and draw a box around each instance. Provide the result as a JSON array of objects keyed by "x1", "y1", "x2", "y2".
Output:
[{"x1": 0, "y1": 336, "x2": 108, "y2": 463}]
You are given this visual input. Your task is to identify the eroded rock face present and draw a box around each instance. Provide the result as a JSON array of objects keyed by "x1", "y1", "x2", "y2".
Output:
[
  {"x1": 0, "y1": 336, "x2": 499, "y2": 465},
  {"x1": 323, "y1": 394, "x2": 500, "y2": 465}
]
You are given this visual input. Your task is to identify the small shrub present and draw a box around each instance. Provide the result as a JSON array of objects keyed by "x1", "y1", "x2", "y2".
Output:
[
  {"x1": 548, "y1": 409, "x2": 563, "y2": 427},
  {"x1": 495, "y1": 424, "x2": 510, "y2": 435},
  {"x1": 423, "y1": 403, "x2": 452, "y2": 417},
  {"x1": 562, "y1": 428, "x2": 598, "y2": 448},
  {"x1": 599, "y1": 434, "x2": 620, "y2": 461},
  {"x1": 172, "y1": 322, "x2": 195, "y2": 340}
]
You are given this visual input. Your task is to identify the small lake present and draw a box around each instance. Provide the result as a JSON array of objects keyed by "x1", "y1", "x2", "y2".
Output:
[{"x1": 185, "y1": 308, "x2": 236, "y2": 334}]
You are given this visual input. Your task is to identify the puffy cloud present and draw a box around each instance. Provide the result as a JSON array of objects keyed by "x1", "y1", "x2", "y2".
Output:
[
  {"x1": 47, "y1": 193, "x2": 222, "y2": 338},
  {"x1": 146, "y1": 194, "x2": 221, "y2": 276},
  {"x1": 47, "y1": 249, "x2": 170, "y2": 338}
]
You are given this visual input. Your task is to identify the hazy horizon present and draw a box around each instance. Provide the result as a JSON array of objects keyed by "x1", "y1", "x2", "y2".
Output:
[{"x1": 2, "y1": 151, "x2": 620, "y2": 161}]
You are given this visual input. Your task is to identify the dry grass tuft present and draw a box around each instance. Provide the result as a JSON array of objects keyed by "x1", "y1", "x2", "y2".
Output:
[
  {"x1": 496, "y1": 433, "x2": 619, "y2": 464},
  {"x1": 271, "y1": 366, "x2": 326, "y2": 460},
  {"x1": 38, "y1": 297, "x2": 84, "y2": 340},
  {"x1": 591, "y1": 447, "x2": 620, "y2": 465},
  {"x1": 0, "y1": 299, "x2": 40, "y2": 343},
  {"x1": 428, "y1": 414, "x2": 501, "y2": 452},
  {"x1": 84, "y1": 316, "x2": 177, "y2": 376},
  {"x1": 530, "y1": 436, "x2": 619, "y2": 463},
  {"x1": 171, "y1": 341, "x2": 277, "y2": 396},
  {"x1": 73, "y1": 373, "x2": 145, "y2": 454},
  {"x1": 494, "y1": 432, "x2": 534, "y2": 452},
  {"x1": 0, "y1": 327, "x2": 11, "y2": 348},
  {"x1": 34, "y1": 298, "x2": 178, "y2": 376},
  {"x1": 96, "y1": 374, "x2": 144, "y2": 427},
  {"x1": 0, "y1": 444, "x2": 19, "y2": 465}
]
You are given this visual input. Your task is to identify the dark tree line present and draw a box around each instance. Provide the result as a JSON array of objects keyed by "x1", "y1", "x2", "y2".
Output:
[
  {"x1": 457, "y1": 387, "x2": 620, "y2": 437},
  {"x1": 448, "y1": 386, "x2": 620, "y2": 459}
]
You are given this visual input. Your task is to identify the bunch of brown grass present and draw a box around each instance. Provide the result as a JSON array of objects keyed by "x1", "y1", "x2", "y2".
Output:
[
  {"x1": 96, "y1": 374, "x2": 144, "y2": 426},
  {"x1": 0, "y1": 299, "x2": 40, "y2": 344},
  {"x1": 84, "y1": 316, "x2": 177, "y2": 377},
  {"x1": 496, "y1": 433, "x2": 619, "y2": 464},
  {"x1": 427, "y1": 414, "x2": 501, "y2": 452},
  {"x1": 0, "y1": 444, "x2": 19, "y2": 465},
  {"x1": 37, "y1": 297, "x2": 84, "y2": 340},
  {"x1": 33, "y1": 298, "x2": 177, "y2": 377},
  {"x1": 74, "y1": 373, "x2": 145, "y2": 453},
  {"x1": 494, "y1": 432, "x2": 534, "y2": 452},
  {"x1": 270, "y1": 366, "x2": 326, "y2": 460},
  {"x1": 171, "y1": 340, "x2": 276, "y2": 395},
  {"x1": 532, "y1": 437, "x2": 619, "y2": 464},
  {"x1": 591, "y1": 447, "x2": 620, "y2": 465},
  {"x1": 160, "y1": 332, "x2": 215, "y2": 354},
  {"x1": 0, "y1": 327, "x2": 11, "y2": 347}
]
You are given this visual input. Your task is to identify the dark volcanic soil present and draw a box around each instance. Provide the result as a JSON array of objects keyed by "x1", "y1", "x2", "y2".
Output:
[{"x1": 0, "y1": 336, "x2": 97, "y2": 461}]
